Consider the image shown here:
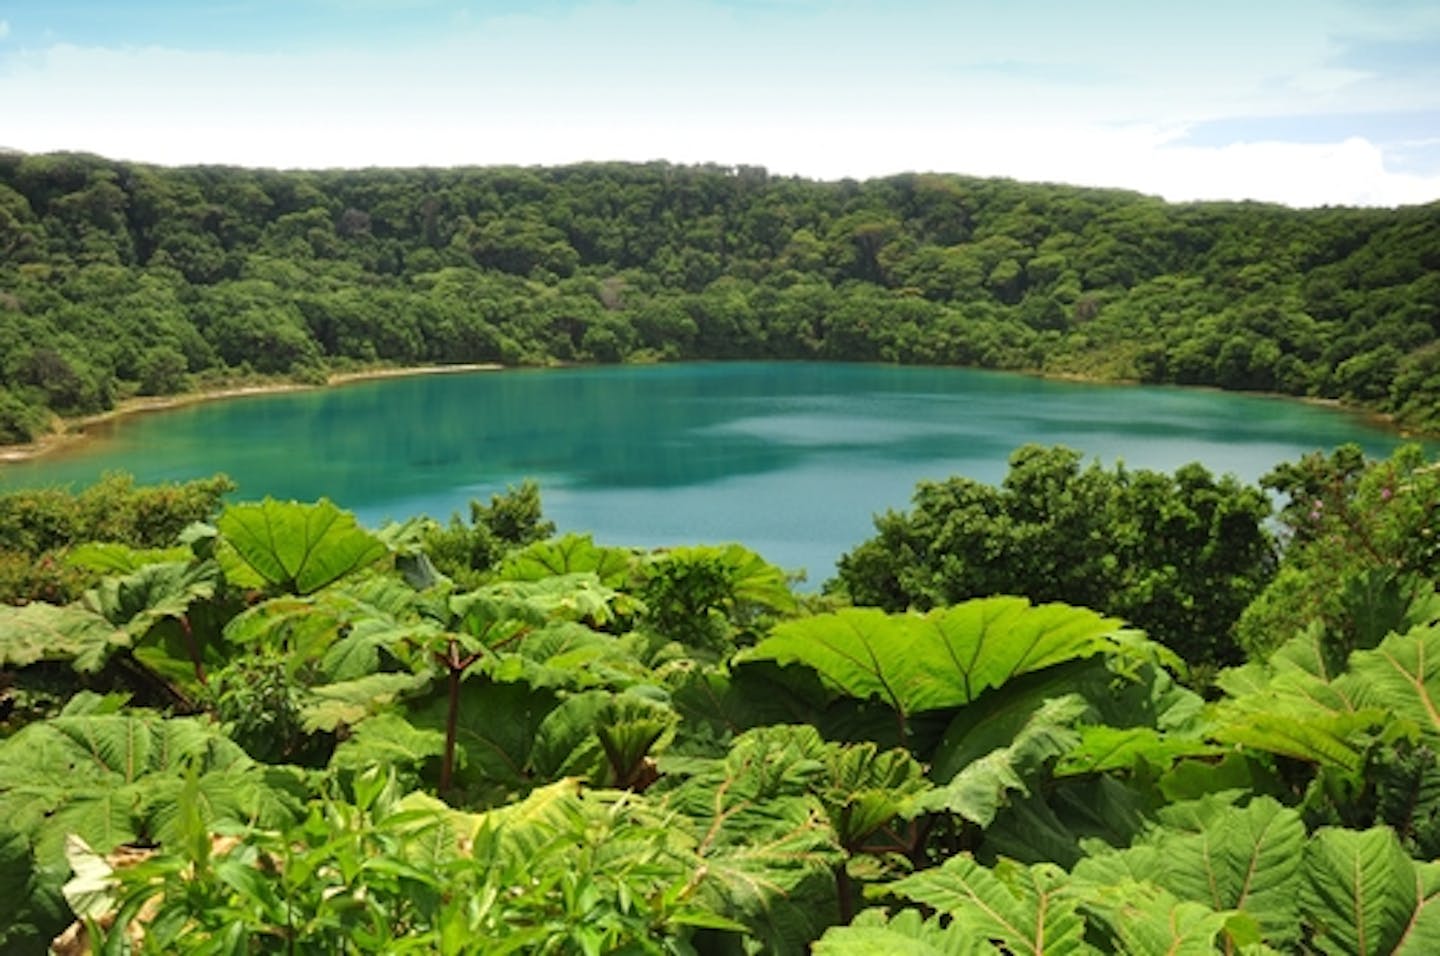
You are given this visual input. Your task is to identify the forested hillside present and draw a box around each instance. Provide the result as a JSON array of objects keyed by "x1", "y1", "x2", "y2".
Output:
[{"x1": 2, "y1": 151, "x2": 1438, "y2": 444}]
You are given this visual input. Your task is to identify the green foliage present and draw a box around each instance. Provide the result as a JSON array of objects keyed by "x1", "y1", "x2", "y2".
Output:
[
  {"x1": 3, "y1": 155, "x2": 1438, "y2": 442},
  {"x1": 423, "y1": 480, "x2": 555, "y2": 585},
  {"x1": 0, "y1": 473, "x2": 233, "y2": 556},
  {"x1": 741, "y1": 597, "x2": 1135, "y2": 742},
  {"x1": 1238, "y1": 443, "x2": 1440, "y2": 660},
  {"x1": 9, "y1": 484, "x2": 1440, "y2": 952},
  {"x1": 1300, "y1": 826, "x2": 1440, "y2": 955},
  {"x1": 879, "y1": 854, "x2": 1091, "y2": 955},
  {"x1": 640, "y1": 543, "x2": 796, "y2": 654},
  {"x1": 0, "y1": 473, "x2": 233, "y2": 605},
  {"x1": 216, "y1": 497, "x2": 389, "y2": 595},
  {"x1": 835, "y1": 445, "x2": 1276, "y2": 667}
]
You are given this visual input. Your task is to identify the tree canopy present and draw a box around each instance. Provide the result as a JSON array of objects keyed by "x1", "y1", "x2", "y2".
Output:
[{"x1": 2, "y1": 153, "x2": 1437, "y2": 443}]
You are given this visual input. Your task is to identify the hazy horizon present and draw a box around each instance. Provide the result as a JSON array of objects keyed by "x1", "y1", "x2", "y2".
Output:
[{"x1": 1, "y1": 0, "x2": 1437, "y2": 209}]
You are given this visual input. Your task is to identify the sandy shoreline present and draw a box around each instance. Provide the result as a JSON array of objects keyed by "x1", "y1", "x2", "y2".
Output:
[{"x1": 0, "y1": 363, "x2": 503, "y2": 464}]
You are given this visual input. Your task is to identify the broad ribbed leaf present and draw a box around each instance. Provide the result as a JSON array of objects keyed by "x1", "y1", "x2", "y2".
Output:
[
  {"x1": 479, "y1": 573, "x2": 622, "y2": 625},
  {"x1": 1211, "y1": 668, "x2": 1383, "y2": 775},
  {"x1": 407, "y1": 680, "x2": 560, "y2": 799},
  {"x1": 320, "y1": 616, "x2": 436, "y2": 681},
  {"x1": 1301, "y1": 826, "x2": 1440, "y2": 955},
  {"x1": 499, "y1": 533, "x2": 637, "y2": 587},
  {"x1": 885, "y1": 854, "x2": 1095, "y2": 955},
  {"x1": 82, "y1": 559, "x2": 219, "y2": 636},
  {"x1": 1057, "y1": 726, "x2": 1220, "y2": 776},
  {"x1": 486, "y1": 621, "x2": 645, "y2": 690},
  {"x1": 0, "y1": 602, "x2": 128, "y2": 673},
  {"x1": 1072, "y1": 879, "x2": 1254, "y2": 955},
  {"x1": 1346, "y1": 624, "x2": 1440, "y2": 744},
  {"x1": 982, "y1": 776, "x2": 1156, "y2": 868},
  {"x1": 301, "y1": 672, "x2": 431, "y2": 731},
  {"x1": 926, "y1": 695, "x2": 1085, "y2": 826},
  {"x1": 660, "y1": 725, "x2": 842, "y2": 953},
  {"x1": 216, "y1": 498, "x2": 388, "y2": 595},
  {"x1": 819, "y1": 742, "x2": 931, "y2": 849},
  {"x1": 1074, "y1": 796, "x2": 1305, "y2": 947},
  {"x1": 814, "y1": 909, "x2": 982, "y2": 955},
  {"x1": 0, "y1": 715, "x2": 256, "y2": 869},
  {"x1": 742, "y1": 598, "x2": 1128, "y2": 720},
  {"x1": 329, "y1": 712, "x2": 445, "y2": 778}
]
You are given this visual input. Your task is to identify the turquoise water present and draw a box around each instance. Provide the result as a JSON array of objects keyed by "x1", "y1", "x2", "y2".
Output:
[{"x1": 0, "y1": 363, "x2": 1427, "y2": 583}]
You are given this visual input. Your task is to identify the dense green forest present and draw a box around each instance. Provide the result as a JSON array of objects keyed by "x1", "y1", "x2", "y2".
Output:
[
  {"x1": 2, "y1": 151, "x2": 1439, "y2": 445},
  {"x1": 2, "y1": 443, "x2": 1439, "y2": 952}
]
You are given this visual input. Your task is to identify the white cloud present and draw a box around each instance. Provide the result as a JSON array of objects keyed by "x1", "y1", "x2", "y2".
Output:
[
  {"x1": 0, "y1": 1, "x2": 1436, "y2": 208},
  {"x1": 0, "y1": 20, "x2": 10, "y2": 40}
]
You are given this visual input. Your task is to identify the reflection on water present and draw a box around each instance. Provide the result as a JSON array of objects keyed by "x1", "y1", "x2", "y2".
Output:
[{"x1": 1, "y1": 362, "x2": 1429, "y2": 584}]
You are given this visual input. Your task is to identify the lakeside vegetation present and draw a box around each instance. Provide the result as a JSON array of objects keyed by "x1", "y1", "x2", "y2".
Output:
[
  {"x1": 2, "y1": 152, "x2": 1438, "y2": 447},
  {"x1": 1, "y1": 443, "x2": 1438, "y2": 952},
  {"x1": 4, "y1": 150, "x2": 1440, "y2": 951}
]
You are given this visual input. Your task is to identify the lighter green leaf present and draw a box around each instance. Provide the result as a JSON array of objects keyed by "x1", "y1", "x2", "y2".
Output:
[
  {"x1": 1074, "y1": 796, "x2": 1306, "y2": 947},
  {"x1": 1056, "y1": 726, "x2": 1220, "y2": 776},
  {"x1": 301, "y1": 672, "x2": 431, "y2": 732},
  {"x1": 814, "y1": 908, "x2": 982, "y2": 955},
  {"x1": 926, "y1": 695, "x2": 1086, "y2": 826},
  {"x1": 885, "y1": 854, "x2": 1096, "y2": 955},
  {"x1": 0, "y1": 602, "x2": 129, "y2": 673},
  {"x1": 499, "y1": 533, "x2": 637, "y2": 587},
  {"x1": 66, "y1": 542, "x2": 191, "y2": 574},
  {"x1": 1301, "y1": 826, "x2": 1440, "y2": 956},
  {"x1": 742, "y1": 598, "x2": 1129, "y2": 720},
  {"x1": 60, "y1": 835, "x2": 115, "y2": 921},
  {"x1": 1346, "y1": 623, "x2": 1440, "y2": 745},
  {"x1": 216, "y1": 498, "x2": 388, "y2": 595}
]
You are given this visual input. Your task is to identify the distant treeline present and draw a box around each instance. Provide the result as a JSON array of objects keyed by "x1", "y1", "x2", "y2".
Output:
[{"x1": 1, "y1": 152, "x2": 1437, "y2": 443}]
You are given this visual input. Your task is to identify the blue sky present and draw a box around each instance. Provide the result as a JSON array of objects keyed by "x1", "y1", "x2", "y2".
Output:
[{"x1": 1, "y1": 0, "x2": 1437, "y2": 206}]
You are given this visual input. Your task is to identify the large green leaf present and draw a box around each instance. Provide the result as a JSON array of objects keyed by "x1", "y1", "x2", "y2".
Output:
[
  {"x1": 0, "y1": 602, "x2": 129, "y2": 673},
  {"x1": 813, "y1": 908, "x2": 982, "y2": 955},
  {"x1": 741, "y1": 598, "x2": 1130, "y2": 722},
  {"x1": 981, "y1": 776, "x2": 1158, "y2": 869},
  {"x1": 1073, "y1": 796, "x2": 1305, "y2": 948},
  {"x1": 1210, "y1": 667, "x2": 1384, "y2": 775},
  {"x1": 882, "y1": 854, "x2": 1095, "y2": 955},
  {"x1": 216, "y1": 498, "x2": 388, "y2": 595},
  {"x1": 1071, "y1": 879, "x2": 1258, "y2": 955},
  {"x1": 658, "y1": 725, "x2": 843, "y2": 953},
  {"x1": 0, "y1": 715, "x2": 269, "y2": 871},
  {"x1": 1301, "y1": 826, "x2": 1440, "y2": 955},
  {"x1": 82, "y1": 559, "x2": 219, "y2": 636},
  {"x1": 498, "y1": 533, "x2": 637, "y2": 587},
  {"x1": 925, "y1": 695, "x2": 1085, "y2": 826},
  {"x1": 1345, "y1": 623, "x2": 1440, "y2": 745},
  {"x1": 406, "y1": 679, "x2": 560, "y2": 800}
]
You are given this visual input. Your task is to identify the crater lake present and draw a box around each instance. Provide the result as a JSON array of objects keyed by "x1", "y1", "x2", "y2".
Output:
[{"x1": 0, "y1": 362, "x2": 1429, "y2": 584}]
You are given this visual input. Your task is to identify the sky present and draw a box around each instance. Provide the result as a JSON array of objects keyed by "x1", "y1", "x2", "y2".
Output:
[{"x1": 0, "y1": 0, "x2": 1437, "y2": 207}]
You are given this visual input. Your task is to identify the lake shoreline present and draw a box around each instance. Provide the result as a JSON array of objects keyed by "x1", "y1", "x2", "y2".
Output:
[
  {"x1": 0, "y1": 358, "x2": 1427, "y2": 466},
  {"x1": 0, "y1": 363, "x2": 503, "y2": 464}
]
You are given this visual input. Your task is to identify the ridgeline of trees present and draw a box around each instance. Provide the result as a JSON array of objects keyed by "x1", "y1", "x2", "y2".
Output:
[{"x1": 1, "y1": 152, "x2": 1437, "y2": 444}]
